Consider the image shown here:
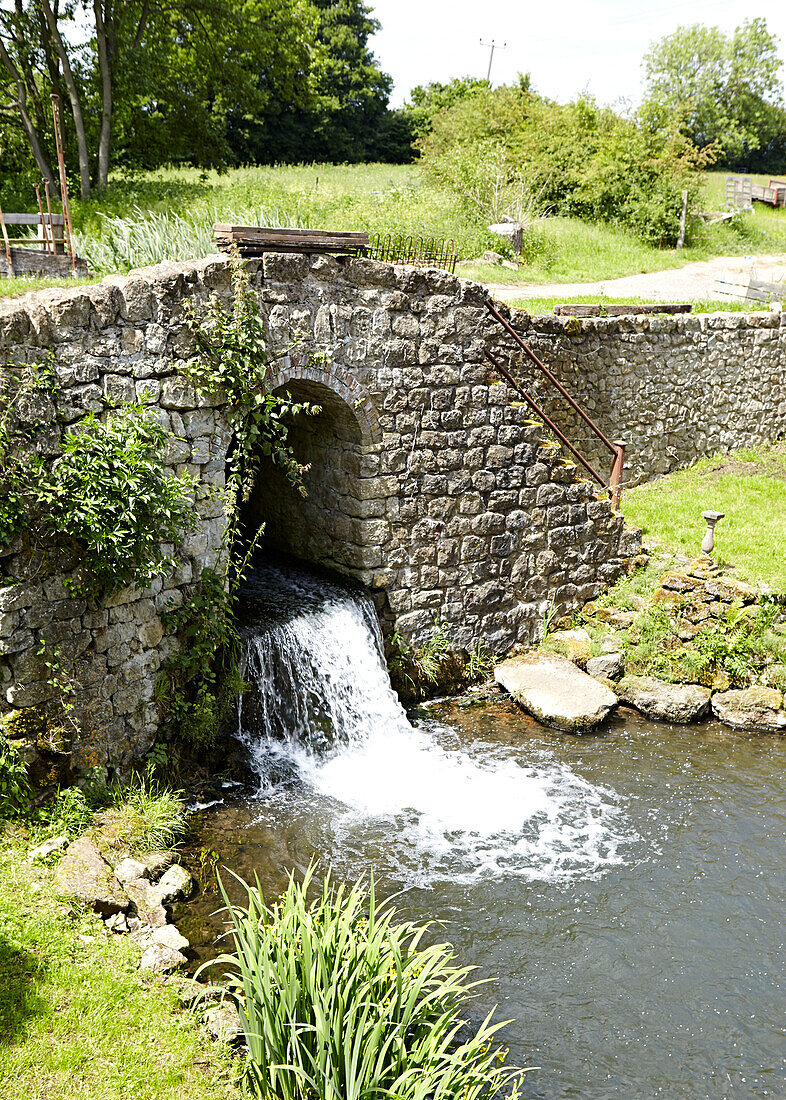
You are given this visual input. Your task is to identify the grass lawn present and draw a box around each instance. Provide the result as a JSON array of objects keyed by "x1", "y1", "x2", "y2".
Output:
[
  {"x1": 622, "y1": 443, "x2": 786, "y2": 591},
  {"x1": 0, "y1": 825, "x2": 239, "y2": 1099}
]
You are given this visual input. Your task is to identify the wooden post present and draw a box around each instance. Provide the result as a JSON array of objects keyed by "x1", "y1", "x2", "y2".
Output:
[
  {"x1": 51, "y1": 94, "x2": 76, "y2": 273},
  {"x1": 610, "y1": 440, "x2": 626, "y2": 511},
  {"x1": 0, "y1": 203, "x2": 14, "y2": 277},
  {"x1": 44, "y1": 182, "x2": 60, "y2": 253},
  {"x1": 676, "y1": 189, "x2": 688, "y2": 249},
  {"x1": 35, "y1": 185, "x2": 53, "y2": 254}
]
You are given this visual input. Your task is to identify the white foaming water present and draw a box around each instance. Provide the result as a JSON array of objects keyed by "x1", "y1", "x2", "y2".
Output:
[{"x1": 237, "y1": 560, "x2": 631, "y2": 884}]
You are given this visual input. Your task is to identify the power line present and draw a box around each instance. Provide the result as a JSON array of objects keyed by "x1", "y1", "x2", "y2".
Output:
[{"x1": 480, "y1": 38, "x2": 507, "y2": 82}]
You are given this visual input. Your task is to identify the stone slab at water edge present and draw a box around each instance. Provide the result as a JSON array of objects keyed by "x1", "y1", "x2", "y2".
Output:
[
  {"x1": 617, "y1": 676, "x2": 712, "y2": 723},
  {"x1": 711, "y1": 686, "x2": 786, "y2": 732},
  {"x1": 495, "y1": 651, "x2": 618, "y2": 732}
]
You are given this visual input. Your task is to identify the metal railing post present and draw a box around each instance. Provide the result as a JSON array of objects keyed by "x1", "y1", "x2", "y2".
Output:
[{"x1": 610, "y1": 440, "x2": 626, "y2": 511}]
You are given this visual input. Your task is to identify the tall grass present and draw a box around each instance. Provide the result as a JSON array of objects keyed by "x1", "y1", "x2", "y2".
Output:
[
  {"x1": 97, "y1": 776, "x2": 187, "y2": 853},
  {"x1": 10, "y1": 163, "x2": 786, "y2": 286},
  {"x1": 202, "y1": 867, "x2": 526, "y2": 1100},
  {"x1": 72, "y1": 204, "x2": 309, "y2": 274}
]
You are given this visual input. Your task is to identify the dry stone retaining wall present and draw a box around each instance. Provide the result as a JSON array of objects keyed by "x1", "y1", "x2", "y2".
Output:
[
  {"x1": 493, "y1": 309, "x2": 786, "y2": 484},
  {"x1": 2, "y1": 251, "x2": 780, "y2": 774}
]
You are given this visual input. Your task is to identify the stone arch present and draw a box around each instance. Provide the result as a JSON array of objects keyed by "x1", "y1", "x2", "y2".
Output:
[
  {"x1": 266, "y1": 357, "x2": 381, "y2": 446},
  {"x1": 244, "y1": 372, "x2": 387, "y2": 581}
]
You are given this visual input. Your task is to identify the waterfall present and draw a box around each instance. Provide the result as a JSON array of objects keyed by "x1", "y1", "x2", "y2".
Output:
[{"x1": 236, "y1": 558, "x2": 632, "y2": 884}]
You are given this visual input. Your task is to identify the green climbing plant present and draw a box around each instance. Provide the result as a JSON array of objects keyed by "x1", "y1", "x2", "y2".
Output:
[
  {"x1": 182, "y1": 251, "x2": 320, "y2": 503},
  {"x1": 0, "y1": 357, "x2": 56, "y2": 548}
]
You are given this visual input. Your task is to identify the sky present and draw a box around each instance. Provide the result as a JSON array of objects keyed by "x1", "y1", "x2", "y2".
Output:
[{"x1": 368, "y1": 0, "x2": 786, "y2": 108}]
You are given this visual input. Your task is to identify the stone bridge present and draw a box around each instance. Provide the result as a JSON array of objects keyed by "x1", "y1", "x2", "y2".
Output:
[{"x1": 1, "y1": 251, "x2": 782, "y2": 772}]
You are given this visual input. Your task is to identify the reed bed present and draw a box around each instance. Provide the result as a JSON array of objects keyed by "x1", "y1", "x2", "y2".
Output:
[{"x1": 202, "y1": 867, "x2": 527, "y2": 1100}]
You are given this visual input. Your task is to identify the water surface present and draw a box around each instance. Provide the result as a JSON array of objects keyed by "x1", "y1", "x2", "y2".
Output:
[{"x1": 179, "y1": 559, "x2": 786, "y2": 1099}]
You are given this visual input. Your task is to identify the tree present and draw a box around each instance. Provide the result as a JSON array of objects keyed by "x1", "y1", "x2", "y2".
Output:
[
  {"x1": 233, "y1": 0, "x2": 401, "y2": 164},
  {"x1": 0, "y1": 0, "x2": 320, "y2": 196},
  {"x1": 402, "y1": 76, "x2": 490, "y2": 141},
  {"x1": 641, "y1": 18, "x2": 786, "y2": 167}
]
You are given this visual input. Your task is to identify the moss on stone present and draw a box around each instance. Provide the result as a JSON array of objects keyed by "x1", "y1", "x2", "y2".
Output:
[{"x1": 0, "y1": 705, "x2": 50, "y2": 742}]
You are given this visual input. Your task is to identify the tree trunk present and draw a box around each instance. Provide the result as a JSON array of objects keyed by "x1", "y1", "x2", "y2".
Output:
[
  {"x1": 0, "y1": 38, "x2": 59, "y2": 193},
  {"x1": 39, "y1": 0, "x2": 92, "y2": 197},
  {"x1": 94, "y1": 0, "x2": 113, "y2": 190}
]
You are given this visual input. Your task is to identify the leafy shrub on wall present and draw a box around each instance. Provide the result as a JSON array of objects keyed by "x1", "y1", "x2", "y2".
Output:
[
  {"x1": 42, "y1": 403, "x2": 196, "y2": 593},
  {"x1": 0, "y1": 380, "x2": 196, "y2": 595}
]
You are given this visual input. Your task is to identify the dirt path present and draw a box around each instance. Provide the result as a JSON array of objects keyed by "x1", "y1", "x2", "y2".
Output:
[{"x1": 483, "y1": 253, "x2": 786, "y2": 303}]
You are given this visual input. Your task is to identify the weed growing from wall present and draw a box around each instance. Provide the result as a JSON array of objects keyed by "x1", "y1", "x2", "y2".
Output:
[{"x1": 0, "y1": 358, "x2": 56, "y2": 548}]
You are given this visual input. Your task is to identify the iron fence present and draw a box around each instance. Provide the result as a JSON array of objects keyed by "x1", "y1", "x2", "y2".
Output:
[{"x1": 368, "y1": 232, "x2": 458, "y2": 273}]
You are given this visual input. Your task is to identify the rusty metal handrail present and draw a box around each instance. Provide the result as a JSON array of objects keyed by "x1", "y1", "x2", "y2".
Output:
[
  {"x1": 484, "y1": 300, "x2": 626, "y2": 509},
  {"x1": 485, "y1": 351, "x2": 609, "y2": 487}
]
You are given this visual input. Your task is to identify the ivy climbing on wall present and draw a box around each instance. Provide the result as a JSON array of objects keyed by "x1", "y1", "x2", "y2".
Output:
[{"x1": 155, "y1": 252, "x2": 322, "y2": 752}]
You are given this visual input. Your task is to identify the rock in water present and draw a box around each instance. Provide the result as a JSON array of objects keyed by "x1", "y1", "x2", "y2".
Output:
[
  {"x1": 711, "y1": 687, "x2": 786, "y2": 732},
  {"x1": 494, "y1": 652, "x2": 617, "y2": 732},
  {"x1": 617, "y1": 676, "x2": 711, "y2": 722},
  {"x1": 53, "y1": 837, "x2": 130, "y2": 916}
]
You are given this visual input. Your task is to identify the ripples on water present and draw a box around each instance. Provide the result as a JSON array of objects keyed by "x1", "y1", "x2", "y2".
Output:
[{"x1": 179, "y1": 558, "x2": 786, "y2": 1099}]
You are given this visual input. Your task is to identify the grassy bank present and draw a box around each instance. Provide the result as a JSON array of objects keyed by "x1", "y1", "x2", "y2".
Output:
[
  {"x1": 3, "y1": 165, "x2": 786, "y2": 297},
  {"x1": 504, "y1": 295, "x2": 763, "y2": 315},
  {"x1": 622, "y1": 443, "x2": 786, "y2": 591},
  {"x1": 0, "y1": 767, "x2": 239, "y2": 1100},
  {"x1": 0, "y1": 825, "x2": 238, "y2": 1100}
]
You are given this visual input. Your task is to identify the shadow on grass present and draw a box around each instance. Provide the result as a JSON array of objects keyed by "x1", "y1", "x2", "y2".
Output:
[{"x1": 0, "y1": 934, "x2": 46, "y2": 1045}]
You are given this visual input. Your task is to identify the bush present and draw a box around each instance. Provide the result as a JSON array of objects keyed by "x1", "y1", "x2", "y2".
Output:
[
  {"x1": 419, "y1": 83, "x2": 713, "y2": 247},
  {"x1": 624, "y1": 598, "x2": 786, "y2": 686},
  {"x1": 203, "y1": 867, "x2": 524, "y2": 1100},
  {"x1": 39, "y1": 401, "x2": 196, "y2": 594}
]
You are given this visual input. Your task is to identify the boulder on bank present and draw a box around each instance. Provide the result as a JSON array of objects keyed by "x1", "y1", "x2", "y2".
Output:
[
  {"x1": 495, "y1": 651, "x2": 617, "y2": 732},
  {"x1": 586, "y1": 652, "x2": 624, "y2": 681},
  {"x1": 543, "y1": 628, "x2": 593, "y2": 668},
  {"x1": 617, "y1": 676, "x2": 711, "y2": 723},
  {"x1": 711, "y1": 686, "x2": 786, "y2": 732},
  {"x1": 53, "y1": 836, "x2": 130, "y2": 916}
]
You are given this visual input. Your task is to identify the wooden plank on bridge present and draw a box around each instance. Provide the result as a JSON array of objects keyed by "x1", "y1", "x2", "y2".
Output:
[{"x1": 214, "y1": 224, "x2": 370, "y2": 256}]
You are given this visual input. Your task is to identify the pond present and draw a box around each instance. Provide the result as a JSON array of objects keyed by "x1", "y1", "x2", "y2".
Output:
[{"x1": 176, "y1": 559, "x2": 785, "y2": 1099}]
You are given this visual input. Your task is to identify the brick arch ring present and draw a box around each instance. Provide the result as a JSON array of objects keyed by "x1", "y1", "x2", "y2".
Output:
[{"x1": 266, "y1": 356, "x2": 382, "y2": 446}]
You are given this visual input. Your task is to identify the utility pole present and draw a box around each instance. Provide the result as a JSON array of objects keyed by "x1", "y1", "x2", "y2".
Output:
[{"x1": 480, "y1": 38, "x2": 506, "y2": 83}]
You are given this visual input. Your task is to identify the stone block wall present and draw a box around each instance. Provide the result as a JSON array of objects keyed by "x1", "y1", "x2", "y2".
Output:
[{"x1": 5, "y1": 250, "x2": 779, "y2": 773}]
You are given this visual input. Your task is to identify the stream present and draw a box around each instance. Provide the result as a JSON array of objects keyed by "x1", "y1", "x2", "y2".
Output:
[{"x1": 175, "y1": 557, "x2": 786, "y2": 1099}]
